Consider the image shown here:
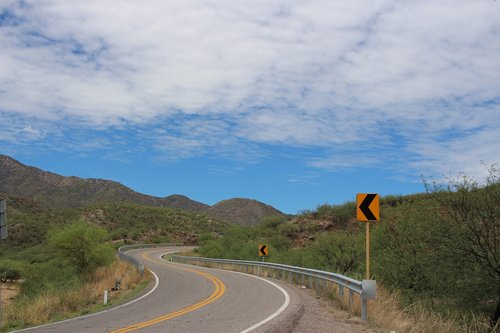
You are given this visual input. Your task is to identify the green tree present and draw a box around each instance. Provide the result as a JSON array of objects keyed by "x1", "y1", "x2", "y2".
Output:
[
  {"x1": 425, "y1": 165, "x2": 500, "y2": 328},
  {"x1": 48, "y1": 220, "x2": 114, "y2": 274},
  {"x1": 310, "y1": 231, "x2": 363, "y2": 275},
  {"x1": 372, "y1": 199, "x2": 442, "y2": 302}
]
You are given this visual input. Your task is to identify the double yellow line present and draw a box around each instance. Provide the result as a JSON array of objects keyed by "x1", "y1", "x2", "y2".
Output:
[{"x1": 110, "y1": 251, "x2": 226, "y2": 333}]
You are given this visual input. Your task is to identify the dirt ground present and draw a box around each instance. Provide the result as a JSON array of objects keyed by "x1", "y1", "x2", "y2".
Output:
[
  {"x1": 0, "y1": 283, "x2": 19, "y2": 306},
  {"x1": 290, "y1": 285, "x2": 377, "y2": 333}
]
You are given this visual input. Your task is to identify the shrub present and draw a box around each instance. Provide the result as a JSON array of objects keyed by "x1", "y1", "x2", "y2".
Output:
[
  {"x1": 277, "y1": 222, "x2": 300, "y2": 237},
  {"x1": 0, "y1": 259, "x2": 26, "y2": 281},
  {"x1": 48, "y1": 220, "x2": 114, "y2": 274},
  {"x1": 261, "y1": 215, "x2": 288, "y2": 229}
]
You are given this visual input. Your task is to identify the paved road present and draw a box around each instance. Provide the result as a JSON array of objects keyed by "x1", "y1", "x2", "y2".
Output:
[{"x1": 13, "y1": 247, "x2": 300, "y2": 333}]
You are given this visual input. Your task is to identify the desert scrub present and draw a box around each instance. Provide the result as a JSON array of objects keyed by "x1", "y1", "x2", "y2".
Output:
[{"x1": 2, "y1": 260, "x2": 148, "y2": 331}]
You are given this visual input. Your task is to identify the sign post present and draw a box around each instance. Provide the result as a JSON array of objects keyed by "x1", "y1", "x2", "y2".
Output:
[{"x1": 356, "y1": 194, "x2": 379, "y2": 279}]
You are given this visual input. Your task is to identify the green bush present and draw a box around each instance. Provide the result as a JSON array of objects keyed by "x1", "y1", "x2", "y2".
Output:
[
  {"x1": 0, "y1": 259, "x2": 26, "y2": 281},
  {"x1": 312, "y1": 202, "x2": 355, "y2": 227},
  {"x1": 277, "y1": 223, "x2": 300, "y2": 237},
  {"x1": 261, "y1": 215, "x2": 288, "y2": 229},
  {"x1": 48, "y1": 220, "x2": 114, "y2": 274}
]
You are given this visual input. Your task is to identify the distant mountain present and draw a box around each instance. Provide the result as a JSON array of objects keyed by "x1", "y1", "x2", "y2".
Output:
[
  {"x1": 0, "y1": 154, "x2": 207, "y2": 211},
  {"x1": 0, "y1": 154, "x2": 284, "y2": 224},
  {"x1": 207, "y1": 198, "x2": 285, "y2": 226},
  {"x1": 162, "y1": 194, "x2": 209, "y2": 212}
]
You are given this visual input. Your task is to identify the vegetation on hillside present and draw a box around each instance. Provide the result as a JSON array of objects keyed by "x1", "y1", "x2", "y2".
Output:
[
  {"x1": 0, "y1": 196, "x2": 229, "y2": 250},
  {"x1": 0, "y1": 219, "x2": 148, "y2": 331}
]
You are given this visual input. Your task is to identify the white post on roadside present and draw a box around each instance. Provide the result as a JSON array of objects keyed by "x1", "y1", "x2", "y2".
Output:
[{"x1": 104, "y1": 290, "x2": 108, "y2": 305}]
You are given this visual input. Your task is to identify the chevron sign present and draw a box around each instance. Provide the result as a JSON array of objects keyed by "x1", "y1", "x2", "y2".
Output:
[{"x1": 356, "y1": 193, "x2": 380, "y2": 222}]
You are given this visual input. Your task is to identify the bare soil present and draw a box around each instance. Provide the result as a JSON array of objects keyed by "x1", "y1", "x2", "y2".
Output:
[
  {"x1": 0, "y1": 282, "x2": 19, "y2": 306},
  {"x1": 291, "y1": 286, "x2": 376, "y2": 333}
]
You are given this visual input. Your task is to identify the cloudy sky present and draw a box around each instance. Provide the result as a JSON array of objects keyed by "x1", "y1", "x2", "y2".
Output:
[{"x1": 1, "y1": 0, "x2": 499, "y2": 213}]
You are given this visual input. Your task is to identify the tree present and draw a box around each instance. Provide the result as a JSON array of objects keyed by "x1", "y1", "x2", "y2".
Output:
[
  {"x1": 425, "y1": 165, "x2": 500, "y2": 329},
  {"x1": 310, "y1": 231, "x2": 363, "y2": 275},
  {"x1": 48, "y1": 220, "x2": 114, "y2": 274}
]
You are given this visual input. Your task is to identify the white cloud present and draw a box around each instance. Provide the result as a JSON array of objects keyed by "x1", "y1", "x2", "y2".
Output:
[
  {"x1": 0, "y1": 0, "x2": 499, "y2": 177},
  {"x1": 20, "y1": 125, "x2": 45, "y2": 140}
]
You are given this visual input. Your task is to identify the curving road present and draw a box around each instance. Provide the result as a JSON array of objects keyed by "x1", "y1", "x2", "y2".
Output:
[{"x1": 13, "y1": 247, "x2": 301, "y2": 333}]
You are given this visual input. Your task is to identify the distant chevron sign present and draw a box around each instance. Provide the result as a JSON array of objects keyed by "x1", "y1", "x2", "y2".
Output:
[
  {"x1": 356, "y1": 193, "x2": 380, "y2": 222},
  {"x1": 259, "y1": 244, "x2": 268, "y2": 256}
]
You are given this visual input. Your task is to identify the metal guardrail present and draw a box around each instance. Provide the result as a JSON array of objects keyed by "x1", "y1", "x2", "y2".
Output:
[
  {"x1": 117, "y1": 243, "x2": 184, "y2": 276},
  {"x1": 171, "y1": 255, "x2": 376, "y2": 321}
]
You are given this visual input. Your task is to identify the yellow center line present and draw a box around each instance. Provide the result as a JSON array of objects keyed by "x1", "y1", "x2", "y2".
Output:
[{"x1": 109, "y1": 250, "x2": 226, "y2": 333}]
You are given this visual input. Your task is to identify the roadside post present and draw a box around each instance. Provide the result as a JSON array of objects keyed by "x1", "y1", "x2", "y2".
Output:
[
  {"x1": 356, "y1": 193, "x2": 379, "y2": 320},
  {"x1": 0, "y1": 199, "x2": 7, "y2": 328}
]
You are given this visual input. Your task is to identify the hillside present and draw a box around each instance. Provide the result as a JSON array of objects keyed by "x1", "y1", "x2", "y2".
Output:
[
  {"x1": 207, "y1": 198, "x2": 285, "y2": 225},
  {"x1": 0, "y1": 192, "x2": 229, "y2": 249},
  {"x1": 162, "y1": 194, "x2": 209, "y2": 212},
  {"x1": 0, "y1": 155, "x2": 206, "y2": 211}
]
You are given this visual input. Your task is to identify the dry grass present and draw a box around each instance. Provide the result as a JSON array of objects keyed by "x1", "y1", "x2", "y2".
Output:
[
  {"x1": 2, "y1": 260, "x2": 147, "y2": 330},
  {"x1": 365, "y1": 285, "x2": 496, "y2": 333}
]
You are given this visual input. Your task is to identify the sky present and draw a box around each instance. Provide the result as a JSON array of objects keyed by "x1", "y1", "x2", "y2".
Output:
[{"x1": 0, "y1": 0, "x2": 499, "y2": 214}]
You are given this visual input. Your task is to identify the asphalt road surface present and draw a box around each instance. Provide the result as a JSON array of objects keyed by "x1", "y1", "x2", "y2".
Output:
[{"x1": 13, "y1": 247, "x2": 301, "y2": 333}]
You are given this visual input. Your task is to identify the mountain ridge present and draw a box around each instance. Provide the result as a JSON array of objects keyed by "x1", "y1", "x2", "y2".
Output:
[{"x1": 0, "y1": 154, "x2": 284, "y2": 224}]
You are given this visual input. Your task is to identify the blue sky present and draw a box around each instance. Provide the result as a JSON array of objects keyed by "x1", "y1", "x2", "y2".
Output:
[{"x1": 0, "y1": 0, "x2": 499, "y2": 213}]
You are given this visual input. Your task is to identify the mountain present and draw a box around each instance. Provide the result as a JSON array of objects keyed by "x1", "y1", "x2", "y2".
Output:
[
  {"x1": 162, "y1": 194, "x2": 209, "y2": 212},
  {"x1": 0, "y1": 154, "x2": 207, "y2": 211},
  {"x1": 207, "y1": 198, "x2": 285, "y2": 226},
  {"x1": 0, "y1": 155, "x2": 284, "y2": 224}
]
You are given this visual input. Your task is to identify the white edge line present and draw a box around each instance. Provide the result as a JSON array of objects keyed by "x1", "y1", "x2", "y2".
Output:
[
  {"x1": 238, "y1": 275, "x2": 291, "y2": 333},
  {"x1": 161, "y1": 255, "x2": 291, "y2": 333},
  {"x1": 10, "y1": 249, "x2": 163, "y2": 333}
]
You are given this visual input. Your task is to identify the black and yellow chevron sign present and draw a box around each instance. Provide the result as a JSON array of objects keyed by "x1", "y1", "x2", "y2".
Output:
[
  {"x1": 356, "y1": 193, "x2": 380, "y2": 222},
  {"x1": 258, "y1": 244, "x2": 268, "y2": 256}
]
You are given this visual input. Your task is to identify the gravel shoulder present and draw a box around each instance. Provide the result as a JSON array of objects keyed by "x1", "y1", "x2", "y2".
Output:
[{"x1": 288, "y1": 285, "x2": 377, "y2": 333}]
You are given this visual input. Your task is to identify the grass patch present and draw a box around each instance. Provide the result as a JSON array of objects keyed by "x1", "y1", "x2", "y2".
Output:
[{"x1": 1, "y1": 260, "x2": 150, "y2": 332}]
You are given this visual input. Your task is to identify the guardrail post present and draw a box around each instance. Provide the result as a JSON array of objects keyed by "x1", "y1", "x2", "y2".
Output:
[
  {"x1": 339, "y1": 285, "x2": 344, "y2": 300},
  {"x1": 361, "y1": 280, "x2": 376, "y2": 321},
  {"x1": 349, "y1": 290, "x2": 353, "y2": 310},
  {"x1": 308, "y1": 275, "x2": 313, "y2": 289},
  {"x1": 301, "y1": 273, "x2": 305, "y2": 287}
]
